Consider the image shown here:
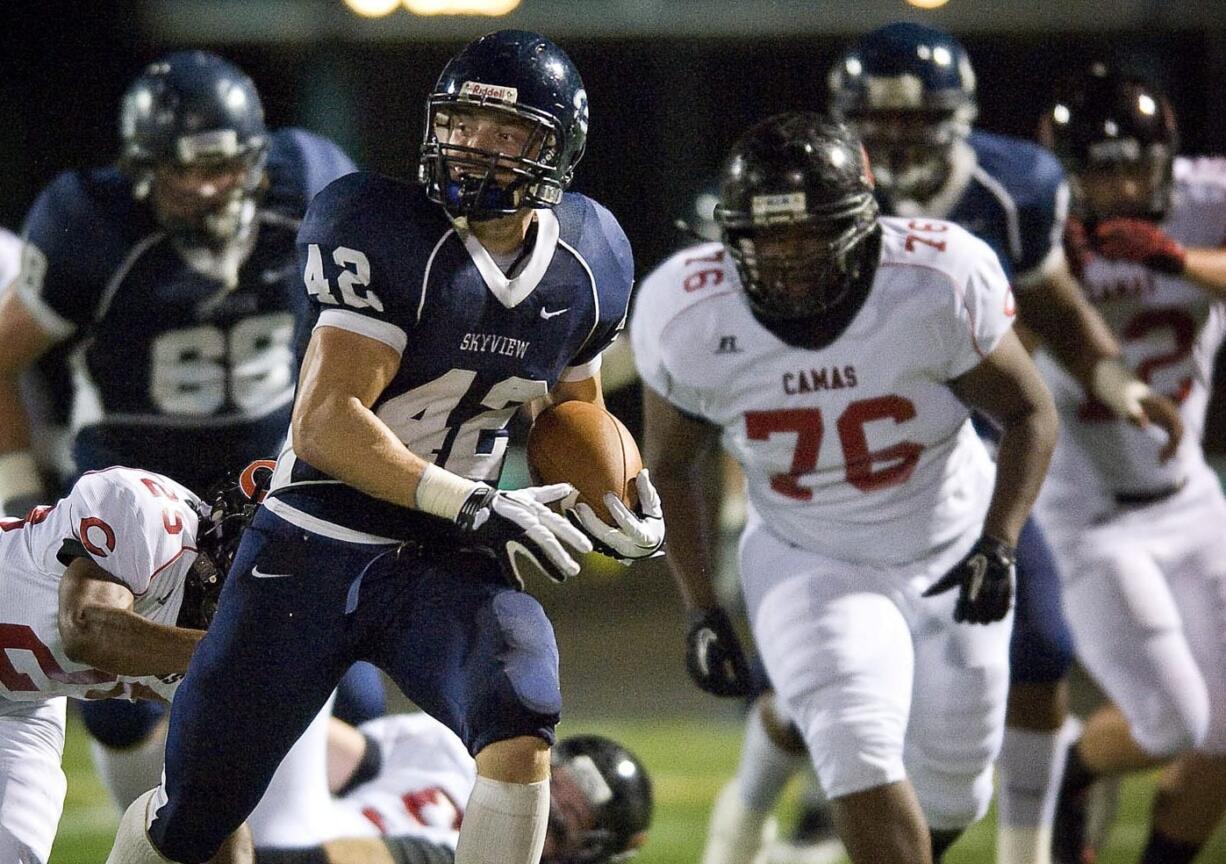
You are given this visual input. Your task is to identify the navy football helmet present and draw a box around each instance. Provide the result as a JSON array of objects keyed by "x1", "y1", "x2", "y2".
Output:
[
  {"x1": 545, "y1": 736, "x2": 653, "y2": 864},
  {"x1": 119, "y1": 51, "x2": 268, "y2": 255},
  {"x1": 420, "y1": 29, "x2": 589, "y2": 222},
  {"x1": 715, "y1": 112, "x2": 881, "y2": 348},
  {"x1": 829, "y1": 22, "x2": 977, "y2": 204},
  {"x1": 1040, "y1": 64, "x2": 1178, "y2": 222}
]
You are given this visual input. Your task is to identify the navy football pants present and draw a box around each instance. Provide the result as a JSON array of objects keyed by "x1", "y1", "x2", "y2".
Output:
[{"x1": 149, "y1": 509, "x2": 561, "y2": 863}]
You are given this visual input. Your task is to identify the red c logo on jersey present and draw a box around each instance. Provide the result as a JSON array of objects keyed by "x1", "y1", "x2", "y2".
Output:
[{"x1": 79, "y1": 517, "x2": 116, "y2": 558}]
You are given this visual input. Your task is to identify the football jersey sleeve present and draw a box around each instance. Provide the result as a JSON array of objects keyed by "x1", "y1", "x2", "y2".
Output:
[
  {"x1": 14, "y1": 173, "x2": 107, "y2": 340},
  {"x1": 1014, "y1": 150, "x2": 1069, "y2": 287},
  {"x1": 945, "y1": 233, "x2": 1018, "y2": 379},
  {"x1": 60, "y1": 470, "x2": 199, "y2": 597},
  {"x1": 629, "y1": 249, "x2": 713, "y2": 418},
  {"x1": 297, "y1": 173, "x2": 417, "y2": 357},
  {"x1": 563, "y1": 201, "x2": 635, "y2": 378}
]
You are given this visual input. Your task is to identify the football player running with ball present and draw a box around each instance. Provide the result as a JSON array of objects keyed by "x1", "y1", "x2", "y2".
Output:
[
  {"x1": 1037, "y1": 67, "x2": 1226, "y2": 864},
  {"x1": 106, "y1": 29, "x2": 662, "y2": 864},
  {"x1": 633, "y1": 113, "x2": 1057, "y2": 863}
]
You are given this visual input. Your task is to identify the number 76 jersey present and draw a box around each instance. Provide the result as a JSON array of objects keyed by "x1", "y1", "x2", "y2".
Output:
[{"x1": 630, "y1": 217, "x2": 1016, "y2": 566}]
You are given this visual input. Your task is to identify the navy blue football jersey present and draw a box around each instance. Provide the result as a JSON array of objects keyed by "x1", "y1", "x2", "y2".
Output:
[
  {"x1": 888, "y1": 130, "x2": 1068, "y2": 284},
  {"x1": 13, "y1": 129, "x2": 355, "y2": 494},
  {"x1": 266, "y1": 172, "x2": 634, "y2": 542}
]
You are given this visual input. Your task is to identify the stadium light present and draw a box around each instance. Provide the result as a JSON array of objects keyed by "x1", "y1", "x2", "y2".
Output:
[
  {"x1": 404, "y1": 0, "x2": 522, "y2": 14},
  {"x1": 344, "y1": 0, "x2": 400, "y2": 16},
  {"x1": 905, "y1": 0, "x2": 952, "y2": 8}
]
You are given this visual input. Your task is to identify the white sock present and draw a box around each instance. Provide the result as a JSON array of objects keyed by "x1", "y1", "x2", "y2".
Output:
[
  {"x1": 91, "y1": 721, "x2": 168, "y2": 811},
  {"x1": 455, "y1": 776, "x2": 549, "y2": 864},
  {"x1": 105, "y1": 789, "x2": 174, "y2": 864},
  {"x1": 996, "y1": 718, "x2": 1080, "y2": 864},
  {"x1": 736, "y1": 706, "x2": 805, "y2": 813}
]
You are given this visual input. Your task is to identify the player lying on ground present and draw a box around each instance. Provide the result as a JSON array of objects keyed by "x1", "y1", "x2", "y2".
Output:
[{"x1": 242, "y1": 708, "x2": 652, "y2": 864}]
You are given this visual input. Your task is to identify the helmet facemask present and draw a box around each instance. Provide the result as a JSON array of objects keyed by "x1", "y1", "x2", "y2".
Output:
[
  {"x1": 1073, "y1": 143, "x2": 1174, "y2": 223},
  {"x1": 849, "y1": 108, "x2": 971, "y2": 204},
  {"x1": 421, "y1": 99, "x2": 571, "y2": 223}
]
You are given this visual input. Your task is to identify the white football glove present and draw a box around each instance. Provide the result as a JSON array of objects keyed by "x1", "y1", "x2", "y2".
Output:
[
  {"x1": 457, "y1": 483, "x2": 594, "y2": 588},
  {"x1": 567, "y1": 469, "x2": 665, "y2": 564}
]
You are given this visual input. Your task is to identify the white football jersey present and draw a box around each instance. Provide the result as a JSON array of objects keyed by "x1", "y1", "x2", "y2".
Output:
[
  {"x1": 337, "y1": 713, "x2": 476, "y2": 848},
  {"x1": 0, "y1": 467, "x2": 202, "y2": 702},
  {"x1": 632, "y1": 217, "x2": 1014, "y2": 565},
  {"x1": 0, "y1": 227, "x2": 20, "y2": 289},
  {"x1": 1037, "y1": 156, "x2": 1226, "y2": 515}
]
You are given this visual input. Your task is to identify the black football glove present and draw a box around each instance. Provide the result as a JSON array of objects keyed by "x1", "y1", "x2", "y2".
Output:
[
  {"x1": 685, "y1": 606, "x2": 755, "y2": 697},
  {"x1": 455, "y1": 484, "x2": 593, "y2": 590},
  {"x1": 922, "y1": 535, "x2": 1015, "y2": 625}
]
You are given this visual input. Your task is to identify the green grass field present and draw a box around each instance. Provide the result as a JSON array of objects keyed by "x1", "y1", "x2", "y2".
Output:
[{"x1": 50, "y1": 712, "x2": 1226, "y2": 863}]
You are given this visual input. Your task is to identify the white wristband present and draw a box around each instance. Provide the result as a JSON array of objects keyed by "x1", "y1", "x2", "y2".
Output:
[
  {"x1": 0, "y1": 451, "x2": 41, "y2": 504},
  {"x1": 1091, "y1": 358, "x2": 1152, "y2": 420},
  {"x1": 414, "y1": 463, "x2": 482, "y2": 522}
]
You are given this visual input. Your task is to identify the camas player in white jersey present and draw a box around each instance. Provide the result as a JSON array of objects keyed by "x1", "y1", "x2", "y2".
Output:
[
  {"x1": 632, "y1": 113, "x2": 1058, "y2": 863},
  {"x1": 246, "y1": 713, "x2": 653, "y2": 864},
  {"x1": 0, "y1": 464, "x2": 257, "y2": 864},
  {"x1": 1036, "y1": 68, "x2": 1226, "y2": 864}
]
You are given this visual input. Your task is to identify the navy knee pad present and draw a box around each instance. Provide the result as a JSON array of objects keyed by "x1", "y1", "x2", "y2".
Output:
[{"x1": 79, "y1": 699, "x2": 166, "y2": 748}]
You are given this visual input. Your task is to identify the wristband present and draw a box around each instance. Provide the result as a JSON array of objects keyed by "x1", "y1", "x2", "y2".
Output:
[
  {"x1": 0, "y1": 451, "x2": 41, "y2": 504},
  {"x1": 414, "y1": 463, "x2": 480, "y2": 521},
  {"x1": 1091, "y1": 358, "x2": 1151, "y2": 420}
]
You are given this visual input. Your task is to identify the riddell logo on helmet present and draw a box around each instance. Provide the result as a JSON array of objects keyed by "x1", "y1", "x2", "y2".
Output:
[{"x1": 460, "y1": 81, "x2": 519, "y2": 104}]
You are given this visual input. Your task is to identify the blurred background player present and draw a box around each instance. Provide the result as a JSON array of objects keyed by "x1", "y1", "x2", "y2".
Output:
[
  {"x1": 106, "y1": 29, "x2": 661, "y2": 864},
  {"x1": 247, "y1": 711, "x2": 653, "y2": 864},
  {"x1": 0, "y1": 49, "x2": 386, "y2": 818},
  {"x1": 635, "y1": 111, "x2": 1057, "y2": 863},
  {"x1": 1035, "y1": 66, "x2": 1226, "y2": 864},
  {"x1": 0, "y1": 465, "x2": 253, "y2": 864}
]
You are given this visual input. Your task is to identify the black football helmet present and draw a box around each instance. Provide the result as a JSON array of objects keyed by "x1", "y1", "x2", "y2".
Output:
[
  {"x1": 1040, "y1": 64, "x2": 1178, "y2": 222},
  {"x1": 177, "y1": 459, "x2": 274, "y2": 630},
  {"x1": 119, "y1": 51, "x2": 268, "y2": 255},
  {"x1": 545, "y1": 736, "x2": 653, "y2": 864},
  {"x1": 419, "y1": 29, "x2": 589, "y2": 222},
  {"x1": 715, "y1": 112, "x2": 881, "y2": 348},
  {"x1": 829, "y1": 22, "x2": 977, "y2": 205}
]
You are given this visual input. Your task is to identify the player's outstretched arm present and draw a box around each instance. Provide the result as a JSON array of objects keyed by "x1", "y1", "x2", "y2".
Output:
[
  {"x1": 0, "y1": 287, "x2": 59, "y2": 514},
  {"x1": 643, "y1": 386, "x2": 752, "y2": 696},
  {"x1": 1020, "y1": 257, "x2": 1183, "y2": 457},
  {"x1": 927, "y1": 332, "x2": 1058, "y2": 625},
  {"x1": 57, "y1": 557, "x2": 204, "y2": 678},
  {"x1": 1094, "y1": 217, "x2": 1226, "y2": 298}
]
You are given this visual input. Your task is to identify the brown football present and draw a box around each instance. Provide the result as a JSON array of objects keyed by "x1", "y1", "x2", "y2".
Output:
[{"x1": 526, "y1": 401, "x2": 642, "y2": 523}]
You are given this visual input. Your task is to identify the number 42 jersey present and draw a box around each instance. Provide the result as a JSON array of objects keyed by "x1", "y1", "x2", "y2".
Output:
[
  {"x1": 267, "y1": 173, "x2": 634, "y2": 542},
  {"x1": 631, "y1": 218, "x2": 1015, "y2": 566}
]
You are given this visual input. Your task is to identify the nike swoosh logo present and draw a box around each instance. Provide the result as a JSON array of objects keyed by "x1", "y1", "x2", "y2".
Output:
[
  {"x1": 251, "y1": 565, "x2": 293, "y2": 579},
  {"x1": 539, "y1": 307, "x2": 569, "y2": 320}
]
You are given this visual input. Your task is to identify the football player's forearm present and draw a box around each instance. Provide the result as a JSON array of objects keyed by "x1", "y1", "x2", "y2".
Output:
[
  {"x1": 1017, "y1": 270, "x2": 1121, "y2": 387},
  {"x1": 981, "y1": 403, "x2": 1058, "y2": 548},
  {"x1": 62, "y1": 605, "x2": 203, "y2": 676},
  {"x1": 0, "y1": 376, "x2": 34, "y2": 453},
  {"x1": 652, "y1": 464, "x2": 720, "y2": 609},
  {"x1": 293, "y1": 392, "x2": 429, "y2": 511},
  {"x1": 1182, "y1": 247, "x2": 1226, "y2": 298}
]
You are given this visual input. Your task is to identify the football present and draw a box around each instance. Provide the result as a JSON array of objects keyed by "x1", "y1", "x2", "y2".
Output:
[{"x1": 527, "y1": 400, "x2": 642, "y2": 523}]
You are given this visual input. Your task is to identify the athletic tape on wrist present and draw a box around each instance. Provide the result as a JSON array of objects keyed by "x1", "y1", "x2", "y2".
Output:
[{"x1": 414, "y1": 463, "x2": 481, "y2": 522}]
